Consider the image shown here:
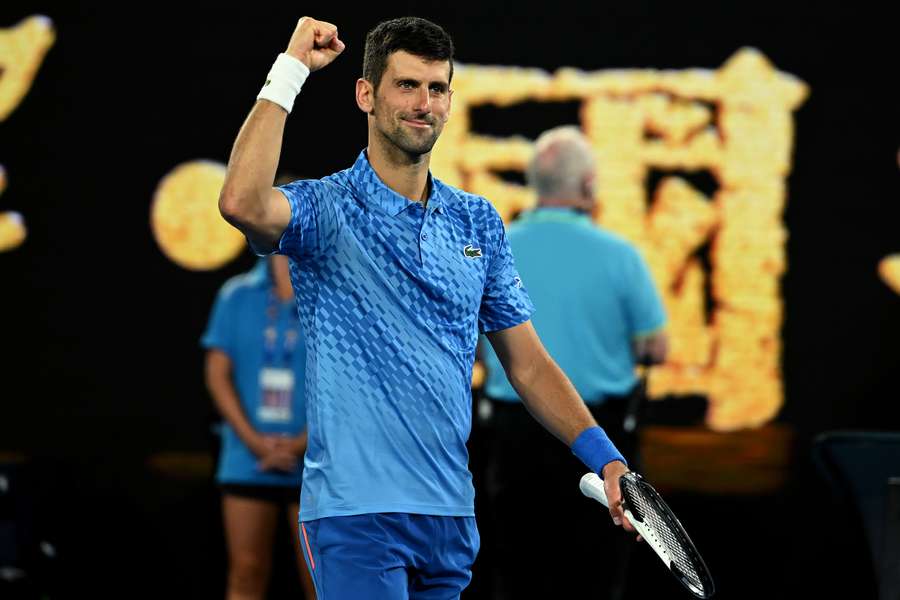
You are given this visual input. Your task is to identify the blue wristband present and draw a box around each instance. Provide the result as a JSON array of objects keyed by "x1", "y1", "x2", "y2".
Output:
[{"x1": 571, "y1": 426, "x2": 626, "y2": 477}]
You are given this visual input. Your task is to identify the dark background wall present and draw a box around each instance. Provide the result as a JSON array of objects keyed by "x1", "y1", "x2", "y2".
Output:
[{"x1": 1, "y1": 3, "x2": 898, "y2": 598}]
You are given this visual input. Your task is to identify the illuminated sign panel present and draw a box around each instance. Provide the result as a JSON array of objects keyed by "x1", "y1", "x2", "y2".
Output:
[
  {"x1": 431, "y1": 49, "x2": 809, "y2": 430},
  {"x1": 149, "y1": 49, "x2": 812, "y2": 430},
  {"x1": 0, "y1": 16, "x2": 55, "y2": 252}
]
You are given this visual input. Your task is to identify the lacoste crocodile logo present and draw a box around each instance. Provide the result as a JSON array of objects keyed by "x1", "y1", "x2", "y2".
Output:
[{"x1": 463, "y1": 245, "x2": 482, "y2": 258}]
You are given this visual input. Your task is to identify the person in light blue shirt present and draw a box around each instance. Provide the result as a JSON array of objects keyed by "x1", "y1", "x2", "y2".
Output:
[
  {"x1": 218, "y1": 17, "x2": 638, "y2": 599},
  {"x1": 482, "y1": 126, "x2": 668, "y2": 404},
  {"x1": 202, "y1": 254, "x2": 316, "y2": 600},
  {"x1": 479, "y1": 126, "x2": 668, "y2": 599}
]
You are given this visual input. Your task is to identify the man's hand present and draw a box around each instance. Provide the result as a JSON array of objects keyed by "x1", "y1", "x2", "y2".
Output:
[
  {"x1": 602, "y1": 460, "x2": 642, "y2": 541},
  {"x1": 286, "y1": 17, "x2": 345, "y2": 71}
]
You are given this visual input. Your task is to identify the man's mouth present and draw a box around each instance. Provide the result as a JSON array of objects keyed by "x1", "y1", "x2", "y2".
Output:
[{"x1": 401, "y1": 117, "x2": 432, "y2": 129}]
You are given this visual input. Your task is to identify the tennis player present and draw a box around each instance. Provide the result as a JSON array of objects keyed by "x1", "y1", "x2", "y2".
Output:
[{"x1": 219, "y1": 16, "x2": 635, "y2": 599}]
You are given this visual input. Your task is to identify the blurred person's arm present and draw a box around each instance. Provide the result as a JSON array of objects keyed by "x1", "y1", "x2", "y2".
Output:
[
  {"x1": 486, "y1": 320, "x2": 635, "y2": 532},
  {"x1": 623, "y1": 243, "x2": 668, "y2": 366},
  {"x1": 218, "y1": 17, "x2": 344, "y2": 253},
  {"x1": 287, "y1": 430, "x2": 309, "y2": 457},
  {"x1": 633, "y1": 330, "x2": 668, "y2": 365},
  {"x1": 205, "y1": 348, "x2": 272, "y2": 460}
]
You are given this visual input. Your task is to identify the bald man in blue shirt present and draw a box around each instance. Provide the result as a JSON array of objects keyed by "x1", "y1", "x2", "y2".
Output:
[
  {"x1": 218, "y1": 16, "x2": 637, "y2": 599},
  {"x1": 480, "y1": 125, "x2": 668, "y2": 600}
]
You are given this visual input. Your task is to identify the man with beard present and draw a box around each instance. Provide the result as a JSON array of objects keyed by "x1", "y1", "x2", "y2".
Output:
[{"x1": 219, "y1": 16, "x2": 636, "y2": 599}]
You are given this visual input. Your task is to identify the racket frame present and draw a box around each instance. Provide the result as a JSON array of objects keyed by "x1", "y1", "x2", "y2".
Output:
[{"x1": 579, "y1": 471, "x2": 715, "y2": 599}]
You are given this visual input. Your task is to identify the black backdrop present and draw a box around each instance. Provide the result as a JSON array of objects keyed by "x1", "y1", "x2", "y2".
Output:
[{"x1": 1, "y1": 3, "x2": 898, "y2": 598}]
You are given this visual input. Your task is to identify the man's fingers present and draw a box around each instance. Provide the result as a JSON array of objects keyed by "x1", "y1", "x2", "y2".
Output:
[
  {"x1": 314, "y1": 30, "x2": 333, "y2": 47},
  {"x1": 605, "y1": 477, "x2": 624, "y2": 525},
  {"x1": 604, "y1": 474, "x2": 640, "y2": 539},
  {"x1": 311, "y1": 24, "x2": 344, "y2": 66},
  {"x1": 313, "y1": 23, "x2": 338, "y2": 47},
  {"x1": 329, "y1": 36, "x2": 345, "y2": 53},
  {"x1": 609, "y1": 503, "x2": 624, "y2": 526},
  {"x1": 287, "y1": 17, "x2": 344, "y2": 70}
]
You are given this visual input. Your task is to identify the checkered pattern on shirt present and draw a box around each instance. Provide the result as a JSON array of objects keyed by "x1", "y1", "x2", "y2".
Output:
[{"x1": 277, "y1": 150, "x2": 534, "y2": 520}]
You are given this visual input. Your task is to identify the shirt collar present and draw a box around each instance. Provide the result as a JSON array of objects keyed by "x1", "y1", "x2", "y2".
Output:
[
  {"x1": 349, "y1": 150, "x2": 446, "y2": 216},
  {"x1": 517, "y1": 206, "x2": 592, "y2": 225}
]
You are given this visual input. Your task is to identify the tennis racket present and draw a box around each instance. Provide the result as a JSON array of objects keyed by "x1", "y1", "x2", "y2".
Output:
[{"x1": 580, "y1": 471, "x2": 715, "y2": 599}]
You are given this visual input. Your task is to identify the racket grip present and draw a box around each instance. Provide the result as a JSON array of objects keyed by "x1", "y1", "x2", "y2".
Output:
[{"x1": 579, "y1": 472, "x2": 609, "y2": 508}]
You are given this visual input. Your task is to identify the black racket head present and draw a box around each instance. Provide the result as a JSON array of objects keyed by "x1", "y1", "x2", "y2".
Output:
[{"x1": 620, "y1": 472, "x2": 716, "y2": 599}]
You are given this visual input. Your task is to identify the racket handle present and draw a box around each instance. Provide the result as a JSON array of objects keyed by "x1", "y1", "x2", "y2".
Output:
[{"x1": 579, "y1": 472, "x2": 609, "y2": 508}]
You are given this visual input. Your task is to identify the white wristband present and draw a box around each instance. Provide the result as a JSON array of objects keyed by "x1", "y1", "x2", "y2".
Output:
[{"x1": 257, "y1": 53, "x2": 310, "y2": 114}]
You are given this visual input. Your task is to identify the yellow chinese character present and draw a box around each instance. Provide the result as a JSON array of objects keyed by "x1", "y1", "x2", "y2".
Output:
[
  {"x1": 433, "y1": 48, "x2": 808, "y2": 431},
  {"x1": 0, "y1": 15, "x2": 56, "y2": 252}
]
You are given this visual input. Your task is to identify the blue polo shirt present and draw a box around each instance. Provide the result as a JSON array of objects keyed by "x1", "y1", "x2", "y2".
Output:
[
  {"x1": 201, "y1": 259, "x2": 308, "y2": 486},
  {"x1": 482, "y1": 207, "x2": 666, "y2": 404},
  {"x1": 275, "y1": 150, "x2": 534, "y2": 521}
]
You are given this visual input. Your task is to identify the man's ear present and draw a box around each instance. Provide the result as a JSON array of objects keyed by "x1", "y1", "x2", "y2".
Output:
[
  {"x1": 582, "y1": 171, "x2": 597, "y2": 201},
  {"x1": 444, "y1": 88, "x2": 453, "y2": 121},
  {"x1": 356, "y1": 78, "x2": 374, "y2": 114},
  {"x1": 581, "y1": 171, "x2": 599, "y2": 215}
]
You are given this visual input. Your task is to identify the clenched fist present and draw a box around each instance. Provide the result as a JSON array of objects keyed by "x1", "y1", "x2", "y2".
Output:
[{"x1": 286, "y1": 17, "x2": 345, "y2": 71}]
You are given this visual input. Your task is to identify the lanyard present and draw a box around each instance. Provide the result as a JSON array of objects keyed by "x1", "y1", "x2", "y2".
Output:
[{"x1": 262, "y1": 290, "x2": 300, "y2": 367}]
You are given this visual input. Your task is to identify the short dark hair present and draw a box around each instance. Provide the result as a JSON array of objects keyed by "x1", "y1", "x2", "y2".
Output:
[{"x1": 363, "y1": 17, "x2": 454, "y2": 92}]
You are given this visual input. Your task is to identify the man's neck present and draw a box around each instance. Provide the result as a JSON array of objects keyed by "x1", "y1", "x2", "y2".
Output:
[
  {"x1": 366, "y1": 135, "x2": 431, "y2": 206},
  {"x1": 538, "y1": 196, "x2": 593, "y2": 213}
]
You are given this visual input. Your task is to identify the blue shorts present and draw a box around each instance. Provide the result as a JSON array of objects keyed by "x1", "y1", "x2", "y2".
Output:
[{"x1": 299, "y1": 513, "x2": 479, "y2": 600}]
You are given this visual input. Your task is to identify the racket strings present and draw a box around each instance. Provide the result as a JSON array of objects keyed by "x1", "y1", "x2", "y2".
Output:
[{"x1": 624, "y1": 481, "x2": 708, "y2": 593}]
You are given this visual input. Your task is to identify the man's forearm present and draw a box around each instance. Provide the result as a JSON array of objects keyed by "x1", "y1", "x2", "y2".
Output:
[
  {"x1": 218, "y1": 100, "x2": 287, "y2": 228},
  {"x1": 509, "y1": 352, "x2": 598, "y2": 446},
  {"x1": 511, "y1": 355, "x2": 628, "y2": 479}
]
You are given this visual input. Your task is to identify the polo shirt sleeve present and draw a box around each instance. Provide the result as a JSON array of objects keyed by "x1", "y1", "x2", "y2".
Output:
[
  {"x1": 201, "y1": 284, "x2": 237, "y2": 358},
  {"x1": 275, "y1": 179, "x2": 339, "y2": 262},
  {"x1": 478, "y1": 211, "x2": 535, "y2": 333},
  {"x1": 622, "y1": 245, "x2": 667, "y2": 338}
]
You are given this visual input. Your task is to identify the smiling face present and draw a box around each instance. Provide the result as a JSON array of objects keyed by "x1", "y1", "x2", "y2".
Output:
[{"x1": 358, "y1": 50, "x2": 452, "y2": 159}]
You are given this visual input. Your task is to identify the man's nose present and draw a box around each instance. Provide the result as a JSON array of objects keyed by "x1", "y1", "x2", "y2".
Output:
[{"x1": 413, "y1": 86, "x2": 431, "y2": 113}]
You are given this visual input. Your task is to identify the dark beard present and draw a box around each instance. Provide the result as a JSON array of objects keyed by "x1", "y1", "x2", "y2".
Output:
[{"x1": 373, "y1": 107, "x2": 441, "y2": 158}]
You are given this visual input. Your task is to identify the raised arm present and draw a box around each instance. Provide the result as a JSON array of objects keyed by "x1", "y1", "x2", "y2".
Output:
[{"x1": 218, "y1": 17, "x2": 344, "y2": 252}]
